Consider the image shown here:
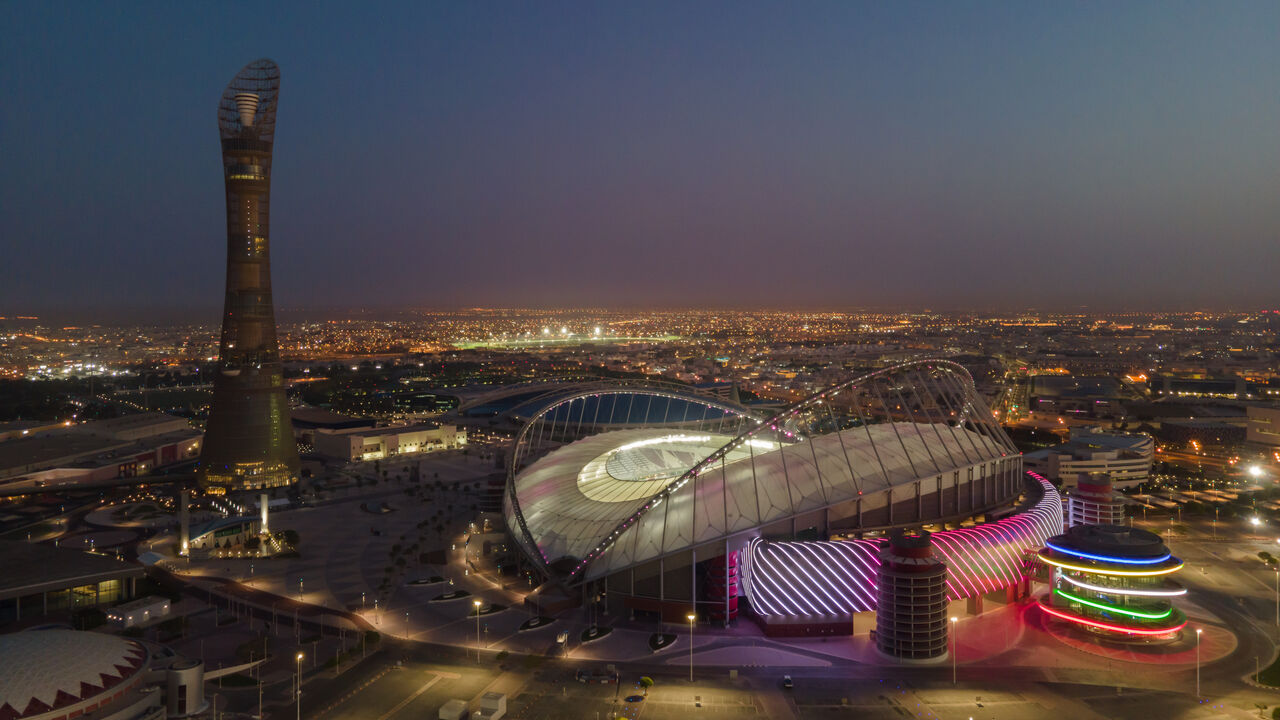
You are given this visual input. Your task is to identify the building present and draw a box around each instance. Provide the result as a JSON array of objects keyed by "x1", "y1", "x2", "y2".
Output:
[
  {"x1": 312, "y1": 424, "x2": 466, "y2": 462},
  {"x1": 1064, "y1": 473, "x2": 1123, "y2": 527},
  {"x1": 184, "y1": 516, "x2": 261, "y2": 556},
  {"x1": 0, "y1": 414, "x2": 201, "y2": 495},
  {"x1": 1023, "y1": 427, "x2": 1153, "y2": 488},
  {"x1": 505, "y1": 361, "x2": 1061, "y2": 634},
  {"x1": 0, "y1": 628, "x2": 214, "y2": 720},
  {"x1": 1037, "y1": 524, "x2": 1186, "y2": 640},
  {"x1": 290, "y1": 408, "x2": 375, "y2": 447},
  {"x1": 1246, "y1": 406, "x2": 1280, "y2": 448},
  {"x1": 875, "y1": 531, "x2": 948, "y2": 661},
  {"x1": 0, "y1": 630, "x2": 164, "y2": 720},
  {"x1": 0, "y1": 540, "x2": 144, "y2": 625},
  {"x1": 106, "y1": 597, "x2": 170, "y2": 629},
  {"x1": 198, "y1": 59, "x2": 300, "y2": 495}
]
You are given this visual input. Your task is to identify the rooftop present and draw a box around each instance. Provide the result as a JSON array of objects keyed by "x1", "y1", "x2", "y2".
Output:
[
  {"x1": 0, "y1": 629, "x2": 149, "y2": 720},
  {"x1": 0, "y1": 540, "x2": 143, "y2": 599}
]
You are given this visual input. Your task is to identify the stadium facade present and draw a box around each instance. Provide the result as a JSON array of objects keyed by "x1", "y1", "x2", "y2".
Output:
[
  {"x1": 505, "y1": 360, "x2": 1063, "y2": 631},
  {"x1": 198, "y1": 59, "x2": 301, "y2": 494}
]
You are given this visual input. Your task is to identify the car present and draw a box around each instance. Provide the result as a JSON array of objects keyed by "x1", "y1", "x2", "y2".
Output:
[{"x1": 782, "y1": 675, "x2": 793, "y2": 689}]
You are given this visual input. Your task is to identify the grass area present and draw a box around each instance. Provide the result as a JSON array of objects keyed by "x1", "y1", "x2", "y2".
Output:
[
  {"x1": 0, "y1": 519, "x2": 62, "y2": 540},
  {"x1": 647, "y1": 633, "x2": 676, "y2": 652},
  {"x1": 215, "y1": 673, "x2": 259, "y2": 688},
  {"x1": 1256, "y1": 652, "x2": 1280, "y2": 687},
  {"x1": 518, "y1": 616, "x2": 553, "y2": 631},
  {"x1": 469, "y1": 603, "x2": 506, "y2": 617}
]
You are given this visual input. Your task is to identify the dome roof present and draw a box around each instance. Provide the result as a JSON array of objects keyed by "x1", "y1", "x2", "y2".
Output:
[
  {"x1": 0, "y1": 630, "x2": 148, "y2": 720},
  {"x1": 506, "y1": 360, "x2": 1018, "y2": 584}
]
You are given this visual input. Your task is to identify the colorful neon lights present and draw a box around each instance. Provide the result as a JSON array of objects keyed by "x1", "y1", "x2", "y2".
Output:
[
  {"x1": 746, "y1": 472, "x2": 1064, "y2": 616},
  {"x1": 1037, "y1": 553, "x2": 1183, "y2": 576},
  {"x1": 1044, "y1": 540, "x2": 1171, "y2": 565},
  {"x1": 1038, "y1": 600, "x2": 1185, "y2": 636},
  {"x1": 1052, "y1": 588, "x2": 1173, "y2": 620},
  {"x1": 1059, "y1": 573, "x2": 1186, "y2": 597}
]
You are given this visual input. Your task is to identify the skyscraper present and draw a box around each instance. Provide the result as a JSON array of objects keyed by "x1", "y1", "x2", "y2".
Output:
[{"x1": 197, "y1": 59, "x2": 300, "y2": 494}]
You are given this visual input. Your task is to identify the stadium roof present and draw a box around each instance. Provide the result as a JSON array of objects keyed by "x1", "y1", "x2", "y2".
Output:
[
  {"x1": 506, "y1": 360, "x2": 1017, "y2": 583},
  {"x1": 0, "y1": 630, "x2": 148, "y2": 719}
]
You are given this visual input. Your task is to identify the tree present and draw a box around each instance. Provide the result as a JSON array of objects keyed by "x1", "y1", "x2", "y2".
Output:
[{"x1": 639, "y1": 677, "x2": 654, "y2": 695}]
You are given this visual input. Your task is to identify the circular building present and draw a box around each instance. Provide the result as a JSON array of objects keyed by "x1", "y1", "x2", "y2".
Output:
[
  {"x1": 0, "y1": 629, "x2": 154, "y2": 720},
  {"x1": 1037, "y1": 524, "x2": 1187, "y2": 640},
  {"x1": 505, "y1": 360, "x2": 1061, "y2": 628}
]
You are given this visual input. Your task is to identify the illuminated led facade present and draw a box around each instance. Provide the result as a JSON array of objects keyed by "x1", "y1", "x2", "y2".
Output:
[
  {"x1": 1037, "y1": 524, "x2": 1187, "y2": 640},
  {"x1": 198, "y1": 59, "x2": 300, "y2": 494},
  {"x1": 746, "y1": 472, "x2": 1061, "y2": 627}
]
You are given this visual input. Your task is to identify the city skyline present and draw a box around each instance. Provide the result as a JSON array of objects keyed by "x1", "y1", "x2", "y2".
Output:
[
  {"x1": 4, "y1": 7, "x2": 1280, "y2": 720},
  {"x1": 3, "y1": 2, "x2": 1278, "y2": 316}
]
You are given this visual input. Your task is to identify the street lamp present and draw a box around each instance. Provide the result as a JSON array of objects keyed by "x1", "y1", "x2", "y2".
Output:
[
  {"x1": 950, "y1": 616, "x2": 958, "y2": 685},
  {"x1": 473, "y1": 600, "x2": 483, "y2": 662},
  {"x1": 687, "y1": 613, "x2": 696, "y2": 682},
  {"x1": 1195, "y1": 628, "x2": 1202, "y2": 697},
  {"x1": 295, "y1": 652, "x2": 304, "y2": 720},
  {"x1": 298, "y1": 577, "x2": 303, "y2": 601}
]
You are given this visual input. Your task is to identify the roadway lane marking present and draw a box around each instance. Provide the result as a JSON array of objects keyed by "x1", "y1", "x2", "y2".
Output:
[{"x1": 376, "y1": 673, "x2": 444, "y2": 720}]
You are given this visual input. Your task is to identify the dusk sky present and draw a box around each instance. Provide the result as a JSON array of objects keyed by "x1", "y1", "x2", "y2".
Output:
[{"x1": 3, "y1": 1, "x2": 1278, "y2": 319}]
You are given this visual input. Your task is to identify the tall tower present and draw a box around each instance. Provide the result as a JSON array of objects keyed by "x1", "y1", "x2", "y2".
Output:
[{"x1": 197, "y1": 59, "x2": 300, "y2": 495}]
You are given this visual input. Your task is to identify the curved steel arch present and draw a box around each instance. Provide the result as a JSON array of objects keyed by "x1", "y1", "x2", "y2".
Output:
[
  {"x1": 563, "y1": 359, "x2": 1014, "y2": 582},
  {"x1": 505, "y1": 383, "x2": 761, "y2": 575}
]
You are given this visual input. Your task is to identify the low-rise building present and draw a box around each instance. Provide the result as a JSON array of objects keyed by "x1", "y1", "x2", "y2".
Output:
[
  {"x1": 106, "y1": 596, "x2": 170, "y2": 628},
  {"x1": 0, "y1": 540, "x2": 144, "y2": 625},
  {"x1": 0, "y1": 413, "x2": 201, "y2": 496},
  {"x1": 313, "y1": 424, "x2": 466, "y2": 462},
  {"x1": 1247, "y1": 406, "x2": 1280, "y2": 448},
  {"x1": 1023, "y1": 427, "x2": 1153, "y2": 488}
]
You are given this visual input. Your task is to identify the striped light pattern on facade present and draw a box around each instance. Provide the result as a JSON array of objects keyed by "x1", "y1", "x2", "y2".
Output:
[
  {"x1": 1043, "y1": 541, "x2": 1171, "y2": 565},
  {"x1": 1058, "y1": 573, "x2": 1186, "y2": 598},
  {"x1": 1038, "y1": 602, "x2": 1187, "y2": 636},
  {"x1": 1036, "y1": 554, "x2": 1184, "y2": 577},
  {"x1": 1052, "y1": 589, "x2": 1174, "y2": 620},
  {"x1": 747, "y1": 472, "x2": 1063, "y2": 617}
]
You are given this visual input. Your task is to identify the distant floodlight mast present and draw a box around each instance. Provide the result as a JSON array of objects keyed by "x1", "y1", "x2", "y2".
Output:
[{"x1": 199, "y1": 59, "x2": 301, "y2": 495}]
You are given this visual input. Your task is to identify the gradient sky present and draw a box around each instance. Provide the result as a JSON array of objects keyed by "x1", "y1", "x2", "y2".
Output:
[{"x1": 2, "y1": 1, "x2": 1278, "y2": 319}]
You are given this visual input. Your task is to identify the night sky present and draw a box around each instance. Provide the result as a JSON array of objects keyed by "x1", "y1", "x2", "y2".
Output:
[{"x1": 3, "y1": 2, "x2": 1278, "y2": 319}]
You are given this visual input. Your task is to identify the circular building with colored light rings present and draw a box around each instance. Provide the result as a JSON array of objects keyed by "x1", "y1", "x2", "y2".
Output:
[
  {"x1": 1037, "y1": 524, "x2": 1187, "y2": 641},
  {"x1": 505, "y1": 360, "x2": 1063, "y2": 632}
]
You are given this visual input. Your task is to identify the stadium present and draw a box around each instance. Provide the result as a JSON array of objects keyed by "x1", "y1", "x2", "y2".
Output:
[{"x1": 504, "y1": 360, "x2": 1063, "y2": 634}]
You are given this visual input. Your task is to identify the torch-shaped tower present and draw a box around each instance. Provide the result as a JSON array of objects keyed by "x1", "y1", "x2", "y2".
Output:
[{"x1": 197, "y1": 59, "x2": 300, "y2": 494}]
